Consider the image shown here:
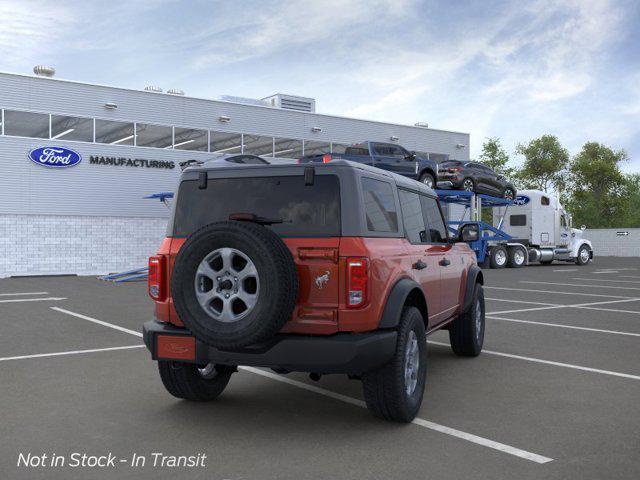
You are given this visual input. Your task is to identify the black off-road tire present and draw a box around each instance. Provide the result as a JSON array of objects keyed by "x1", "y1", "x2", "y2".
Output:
[
  {"x1": 172, "y1": 221, "x2": 298, "y2": 349},
  {"x1": 419, "y1": 172, "x2": 435, "y2": 189},
  {"x1": 362, "y1": 307, "x2": 427, "y2": 423},
  {"x1": 158, "y1": 361, "x2": 234, "y2": 401},
  {"x1": 489, "y1": 245, "x2": 508, "y2": 269},
  {"x1": 449, "y1": 284, "x2": 484, "y2": 356}
]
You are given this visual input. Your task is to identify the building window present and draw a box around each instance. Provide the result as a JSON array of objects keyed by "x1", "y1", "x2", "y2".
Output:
[
  {"x1": 210, "y1": 131, "x2": 243, "y2": 154},
  {"x1": 243, "y1": 135, "x2": 274, "y2": 156},
  {"x1": 136, "y1": 123, "x2": 173, "y2": 149},
  {"x1": 173, "y1": 127, "x2": 208, "y2": 151},
  {"x1": 273, "y1": 137, "x2": 303, "y2": 159},
  {"x1": 331, "y1": 143, "x2": 349, "y2": 154},
  {"x1": 50, "y1": 114, "x2": 93, "y2": 142},
  {"x1": 95, "y1": 119, "x2": 135, "y2": 145},
  {"x1": 303, "y1": 140, "x2": 330, "y2": 157},
  {"x1": 3, "y1": 110, "x2": 49, "y2": 138},
  {"x1": 361, "y1": 177, "x2": 398, "y2": 233}
]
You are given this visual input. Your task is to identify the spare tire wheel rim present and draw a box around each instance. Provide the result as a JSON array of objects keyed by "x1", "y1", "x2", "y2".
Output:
[
  {"x1": 404, "y1": 330, "x2": 420, "y2": 396},
  {"x1": 194, "y1": 247, "x2": 260, "y2": 323}
]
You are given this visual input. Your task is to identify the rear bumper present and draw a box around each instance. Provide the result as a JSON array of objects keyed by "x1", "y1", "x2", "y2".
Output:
[{"x1": 143, "y1": 320, "x2": 397, "y2": 375}]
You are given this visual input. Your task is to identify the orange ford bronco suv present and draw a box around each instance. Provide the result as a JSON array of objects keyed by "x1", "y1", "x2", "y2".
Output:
[{"x1": 143, "y1": 160, "x2": 485, "y2": 422}]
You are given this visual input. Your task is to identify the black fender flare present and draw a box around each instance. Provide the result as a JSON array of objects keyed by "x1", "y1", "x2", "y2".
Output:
[
  {"x1": 462, "y1": 265, "x2": 483, "y2": 312},
  {"x1": 378, "y1": 278, "x2": 428, "y2": 329}
]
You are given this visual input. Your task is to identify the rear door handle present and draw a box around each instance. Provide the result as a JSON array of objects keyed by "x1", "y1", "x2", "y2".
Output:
[
  {"x1": 413, "y1": 260, "x2": 427, "y2": 270},
  {"x1": 439, "y1": 258, "x2": 451, "y2": 267}
]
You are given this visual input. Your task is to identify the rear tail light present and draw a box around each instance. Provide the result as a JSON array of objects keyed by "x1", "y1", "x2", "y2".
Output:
[
  {"x1": 347, "y1": 257, "x2": 369, "y2": 308},
  {"x1": 322, "y1": 154, "x2": 331, "y2": 163},
  {"x1": 148, "y1": 256, "x2": 166, "y2": 301}
]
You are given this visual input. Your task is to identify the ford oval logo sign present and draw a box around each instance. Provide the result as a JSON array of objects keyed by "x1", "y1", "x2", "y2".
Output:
[
  {"x1": 514, "y1": 195, "x2": 530, "y2": 206},
  {"x1": 28, "y1": 146, "x2": 82, "y2": 168}
]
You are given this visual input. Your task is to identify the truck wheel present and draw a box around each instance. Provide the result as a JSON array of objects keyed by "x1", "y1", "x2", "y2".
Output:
[
  {"x1": 575, "y1": 245, "x2": 591, "y2": 265},
  {"x1": 419, "y1": 172, "x2": 435, "y2": 189},
  {"x1": 158, "y1": 361, "x2": 234, "y2": 401},
  {"x1": 507, "y1": 246, "x2": 526, "y2": 268},
  {"x1": 362, "y1": 307, "x2": 427, "y2": 423},
  {"x1": 449, "y1": 284, "x2": 484, "y2": 356},
  {"x1": 172, "y1": 221, "x2": 298, "y2": 349},
  {"x1": 489, "y1": 245, "x2": 507, "y2": 269}
]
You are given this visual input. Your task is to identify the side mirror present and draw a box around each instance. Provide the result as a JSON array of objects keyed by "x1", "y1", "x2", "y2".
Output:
[
  {"x1": 405, "y1": 152, "x2": 416, "y2": 161},
  {"x1": 458, "y1": 223, "x2": 479, "y2": 242}
]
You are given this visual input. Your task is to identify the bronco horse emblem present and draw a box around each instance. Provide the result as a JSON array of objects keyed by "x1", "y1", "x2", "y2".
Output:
[{"x1": 315, "y1": 270, "x2": 330, "y2": 289}]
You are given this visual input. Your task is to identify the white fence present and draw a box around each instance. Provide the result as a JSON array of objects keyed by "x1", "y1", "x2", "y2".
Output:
[{"x1": 583, "y1": 228, "x2": 640, "y2": 257}]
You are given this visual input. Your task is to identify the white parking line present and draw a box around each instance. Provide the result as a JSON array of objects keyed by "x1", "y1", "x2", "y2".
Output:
[
  {"x1": 572, "y1": 278, "x2": 640, "y2": 284},
  {"x1": 0, "y1": 292, "x2": 49, "y2": 296},
  {"x1": 486, "y1": 298, "x2": 558, "y2": 307},
  {"x1": 428, "y1": 341, "x2": 640, "y2": 381},
  {"x1": 521, "y1": 281, "x2": 640, "y2": 291},
  {"x1": 0, "y1": 297, "x2": 66, "y2": 304},
  {"x1": 241, "y1": 366, "x2": 553, "y2": 464},
  {"x1": 485, "y1": 286, "x2": 636, "y2": 299},
  {"x1": 51, "y1": 307, "x2": 143, "y2": 337},
  {"x1": 487, "y1": 316, "x2": 640, "y2": 337},
  {"x1": 487, "y1": 297, "x2": 640, "y2": 316},
  {"x1": 620, "y1": 275, "x2": 640, "y2": 279},
  {"x1": 0, "y1": 345, "x2": 144, "y2": 362},
  {"x1": 593, "y1": 270, "x2": 619, "y2": 274},
  {"x1": 46, "y1": 307, "x2": 553, "y2": 464},
  {"x1": 553, "y1": 269, "x2": 578, "y2": 272}
]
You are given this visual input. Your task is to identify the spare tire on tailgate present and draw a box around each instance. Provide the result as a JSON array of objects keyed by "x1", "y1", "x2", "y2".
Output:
[{"x1": 172, "y1": 221, "x2": 298, "y2": 349}]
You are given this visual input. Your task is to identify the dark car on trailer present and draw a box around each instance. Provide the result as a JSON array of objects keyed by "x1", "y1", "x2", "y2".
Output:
[{"x1": 437, "y1": 160, "x2": 516, "y2": 200}]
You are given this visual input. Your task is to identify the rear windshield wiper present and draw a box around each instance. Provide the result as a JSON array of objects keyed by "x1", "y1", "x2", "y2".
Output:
[{"x1": 229, "y1": 212, "x2": 284, "y2": 226}]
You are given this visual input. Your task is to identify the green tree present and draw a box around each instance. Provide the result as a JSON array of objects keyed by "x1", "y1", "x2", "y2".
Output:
[
  {"x1": 478, "y1": 137, "x2": 515, "y2": 178},
  {"x1": 515, "y1": 135, "x2": 569, "y2": 192},
  {"x1": 624, "y1": 174, "x2": 640, "y2": 228},
  {"x1": 566, "y1": 142, "x2": 629, "y2": 228}
]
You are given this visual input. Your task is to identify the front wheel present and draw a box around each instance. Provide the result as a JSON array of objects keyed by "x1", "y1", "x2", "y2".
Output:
[
  {"x1": 362, "y1": 307, "x2": 427, "y2": 423},
  {"x1": 462, "y1": 178, "x2": 475, "y2": 192},
  {"x1": 419, "y1": 172, "x2": 435, "y2": 189},
  {"x1": 575, "y1": 245, "x2": 591, "y2": 265},
  {"x1": 449, "y1": 284, "x2": 485, "y2": 356},
  {"x1": 158, "y1": 361, "x2": 235, "y2": 401}
]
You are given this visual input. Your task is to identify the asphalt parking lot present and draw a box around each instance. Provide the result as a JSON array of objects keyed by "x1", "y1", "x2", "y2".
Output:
[{"x1": 1, "y1": 257, "x2": 639, "y2": 480}]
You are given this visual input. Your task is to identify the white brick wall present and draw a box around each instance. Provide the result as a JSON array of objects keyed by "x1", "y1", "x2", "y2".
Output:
[{"x1": 0, "y1": 214, "x2": 168, "y2": 277}]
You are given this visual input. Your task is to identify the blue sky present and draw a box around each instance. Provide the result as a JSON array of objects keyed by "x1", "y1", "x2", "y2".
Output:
[{"x1": 1, "y1": 0, "x2": 639, "y2": 171}]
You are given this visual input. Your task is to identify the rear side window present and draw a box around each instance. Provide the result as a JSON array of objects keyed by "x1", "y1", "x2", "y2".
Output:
[
  {"x1": 510, "y1": 214, "x2": 527, "y2": 226},
  {"x1": 420, "y1": 196, "x2": 448, "y2": 243},
  {"x1": 173, "y1": 175, "x2": 340, "y2": 237},
  {"x1": 345, "y1": 144, "x2": 370, "y2": 156},
  {"x1": 399, "y1": 190, "x2": 427, "y2": 243},
  {"x1": 361, "y1": 178, "x2": 398, "y2": 232},
  {"x1": 541, "y1": 196, "x2": 550, "y2": 206}
]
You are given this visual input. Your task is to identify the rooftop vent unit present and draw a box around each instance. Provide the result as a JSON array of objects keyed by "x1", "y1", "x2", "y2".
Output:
[
  {"x1": 33, "y1": 65, "x2": 55, "y2": 77},
  {"x1": 167, "y1": 88, "x2": 185, "y2": 96},
  {"x1": 144, "y1": 85, "x2": 163, "y2": 93},
  {"x1": 218, "y1": 95, "x2": 270, "y2": 107},
  {"x1": 262, "y1": 93, "x2": 316, "y2": 113},
  {"x1": 414, "y1": 122, "x2": 429, "y2": 128}
]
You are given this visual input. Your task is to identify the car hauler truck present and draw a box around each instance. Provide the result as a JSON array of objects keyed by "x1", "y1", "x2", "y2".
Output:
[{"x1": 493, "y1": 190, "x2": 593, "y2": 266}]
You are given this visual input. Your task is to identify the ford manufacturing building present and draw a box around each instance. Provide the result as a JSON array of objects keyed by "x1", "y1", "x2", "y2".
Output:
[{"x1": 0, "y1": 69, "x2": 470, "y2": 277}]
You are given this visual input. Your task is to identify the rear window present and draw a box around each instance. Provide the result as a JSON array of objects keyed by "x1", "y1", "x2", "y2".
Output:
[{"x1": 173, "y1": 175, "x2": 340, "y2": 237}]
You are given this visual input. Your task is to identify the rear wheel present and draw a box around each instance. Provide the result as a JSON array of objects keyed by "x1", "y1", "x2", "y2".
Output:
[
  {"x1": 489, "y1": 245, "x2": 507, "y2": 269},
  {"x1": 419, "y1": 172, "x2": 435, "y2": 189},
  {"x1": 362, "y1": 307, "x2": 427, "y2": 423},
  {"x1": 462, "y1": 178, "x2": 475, "y2": 192},
  {"x1": 158, "y1": 361, "x2": 235, "y2": 401},
  {"x1": 449, "y1": 284, "x2": 484, "y2": 356},
  {"x1": 507, "y1": 246, "x2": 526, "y2": 268}
]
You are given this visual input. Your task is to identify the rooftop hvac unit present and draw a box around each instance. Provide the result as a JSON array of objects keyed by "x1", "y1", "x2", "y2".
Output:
[
  {"x1": 262, "y1": 94, "x2": 316, "y2": 113},
  {"x1": 33, "y1": 65, "x2": 55, "y2": 77},
  {"x1": 167, "y1": 88, "x2": 185, "y2": 96},
  {"x1": 144, "y1": 85, "x2": 163, "y2": 93}
]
